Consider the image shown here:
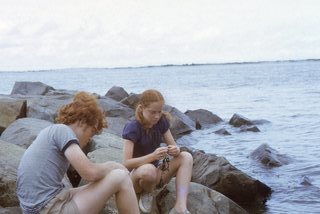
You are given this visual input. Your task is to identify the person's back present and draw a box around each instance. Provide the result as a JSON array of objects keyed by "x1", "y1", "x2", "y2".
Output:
[{"x1": 17, "y1": 124, "x2": 76, "y2": 213}]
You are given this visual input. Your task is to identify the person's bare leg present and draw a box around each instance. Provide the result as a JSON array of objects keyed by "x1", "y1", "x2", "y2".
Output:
[
  {"x1": 130, "y1": 164, "x2": 159, "y2": 193},
  {"x1": 161, "y1": 151, "x2": 193, "y2": 213},
  {"x1": 71, "y1": 169, "x2": 139, "y2": 214}
]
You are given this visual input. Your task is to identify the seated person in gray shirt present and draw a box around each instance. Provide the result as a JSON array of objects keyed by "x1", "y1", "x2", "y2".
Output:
[{"x1": 16, "y1": 91, "x2": 139, "y2": 214}]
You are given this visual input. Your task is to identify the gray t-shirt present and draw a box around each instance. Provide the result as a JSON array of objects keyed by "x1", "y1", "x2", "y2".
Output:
[{"x1": 16, "y1": 124, "x2": 79, "y2": 214}]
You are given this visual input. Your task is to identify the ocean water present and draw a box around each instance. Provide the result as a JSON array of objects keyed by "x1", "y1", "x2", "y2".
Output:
[{"x1": 1, "y1": 60, "x2": 320, "y2": 213}]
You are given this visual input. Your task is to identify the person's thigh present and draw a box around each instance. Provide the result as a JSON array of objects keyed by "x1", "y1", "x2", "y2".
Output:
[
  {"x1": 130, "y1": 164, "x2": 160, "y2": 192},
  {"x1": 40, "y1": 189, "x2": 79, "y2": 214}
]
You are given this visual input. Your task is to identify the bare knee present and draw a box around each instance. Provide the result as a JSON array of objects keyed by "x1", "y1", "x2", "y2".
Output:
[
  {"x1": 107, "y1": 169, "x2": 132, "y2": 190},
  {"x1": 136, "y1": 164, "x2": 158, "y2": 182},
  {"x1": 179, "y1": 151, "x2": 193, "y2": 166}
]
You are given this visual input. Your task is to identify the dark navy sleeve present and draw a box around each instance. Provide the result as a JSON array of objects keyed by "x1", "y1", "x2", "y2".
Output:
[
  {"x1": 122, "y1": 121, "x2": 140, "y2": 143},
  {"x1": 159, "y1": 116, "x2": 170, "y2": 134}
]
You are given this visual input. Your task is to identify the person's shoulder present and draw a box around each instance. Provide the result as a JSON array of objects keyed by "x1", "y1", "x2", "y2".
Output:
[
  {"x1": 125, "y1": 119, "x2": 141, "y2": 129},
  {"x1": 156, "y1": 116, "x2": 170, "y2": 132},
  {"x1": 123, "y1": 119, "x2": 141, "y2": 133},
  {"x1": 50, "y1": 123, "x2": 70, "y2": 132}
]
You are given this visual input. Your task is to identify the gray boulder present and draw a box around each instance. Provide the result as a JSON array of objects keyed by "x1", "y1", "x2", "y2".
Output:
[
  {"x1": 229, "y1": 114, "x2": 254, "y2": 127},
  {"x1": 0, "y1": 140, "x2": 25, "y2": 207},
  {"x1": 0, "y1": 118, "x2": 52, "y2": 148},
  {"x1": 185, "y1": 109, "x2": 223, "y2": 129},
  {"x1": 250, "y1": 143, "x2": 290, "y2": 167},
  {"x1": 0, "y1": 206, "x2": 22, "y2": 214},
  {"x1": 214, "y1": 128, "x2": 231, "y2": 135},
  {"x1": 0, "y1": 97, "x2": 26, "y2": 134},
  {"x1": 190, "y1": 150, "x2": 271, "y2": 207},
  {"x1": 99, "y1": 97, "x2": 134, "y2": 120},
  {"x1": 105, "y1": 117, "x2": 129, "y2": 137},
  {"x1": 88, "y1": 131, "x2": 123, "y2": 163},
  {"x1": 105, "y1": 86, "x2": 129, "y2": 102},
  {"x1": 120, "y1": 93, "x2": 140, "y2": 109},
  {"x1": 157, "y1": 179, "x2": 248, "y2": 214},
  {"x1": 240, "y1": 125, "x2": 260, "y2": 132},
  {"x1": 10, "y1": 81, "x2": 54, "y2": 95},
  {"x1": 164, "y1": 105, "x2": 196, "y2": 138},
  {"x1": 26, "y1": 94, "x2": 73, "y2": 122}
]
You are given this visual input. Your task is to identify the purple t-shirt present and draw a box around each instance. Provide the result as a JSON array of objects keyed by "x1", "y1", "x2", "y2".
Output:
[{"x1": 122, "y1": 116, "x2": 170, "y2": 166}]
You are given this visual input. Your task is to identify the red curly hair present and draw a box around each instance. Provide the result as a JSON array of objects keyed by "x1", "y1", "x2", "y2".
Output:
[{"x1": 56, "y1": 91, "x2": 107, "y2": 133}]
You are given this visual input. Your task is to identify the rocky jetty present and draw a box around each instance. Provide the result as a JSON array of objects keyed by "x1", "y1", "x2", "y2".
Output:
[{"x1": 0, "y1": 81, "x2": 273, "y2": 214}]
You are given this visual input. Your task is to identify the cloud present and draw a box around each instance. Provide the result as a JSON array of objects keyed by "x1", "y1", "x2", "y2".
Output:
[{"x1": 0, "y1": 0, "x2": 320, "y2": 71}]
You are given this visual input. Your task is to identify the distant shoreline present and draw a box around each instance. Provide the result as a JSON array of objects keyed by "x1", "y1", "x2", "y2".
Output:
[{"x1": 0, "y1": 58, "x2": 319, "y2": 73}]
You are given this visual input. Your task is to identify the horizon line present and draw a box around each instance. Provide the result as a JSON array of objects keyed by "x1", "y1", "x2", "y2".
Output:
[{"x1": 1, "y1": 58, "x2": 319, "y2": 73}]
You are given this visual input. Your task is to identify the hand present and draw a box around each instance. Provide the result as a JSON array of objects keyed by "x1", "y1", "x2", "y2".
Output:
[
  {"x1": 167, "y1": 145, "x2": 180, "y2": 157},
  {"x1": 153, "y1": 147, "x2": 169, "y2": 160}
]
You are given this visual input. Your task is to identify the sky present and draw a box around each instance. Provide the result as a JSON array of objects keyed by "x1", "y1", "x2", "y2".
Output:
[{"x1": 0, "y1": 0, "x2": 320, "y2": 71}]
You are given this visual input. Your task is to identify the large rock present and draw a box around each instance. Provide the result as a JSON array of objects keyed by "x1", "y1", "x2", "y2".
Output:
[
  {"x1": 10, "y1": 81, "x2": 54, "y2": 95},
  {"x1": 191, "y1": 150, "x2": 271, "y2": 207},
  {"x1": 99, "y1": 97, "x2": 134, "y2": 120},
  {"x1": 105, "y1": 86, "x2": 129, "y2": 102},
  {"x1": 105, "y1": 117, "x2": 129, "y2": 137},
  {"x1": 0, "y1": 140, "x2": 25, "y2": 207},
  {"x1": 0, "y1": 206, "x2": 22, "y2": 214},
  {"x1": 164, "y1": 105, "x2": 196, "y2": 138},
  {"x1": 0, "y1": 118, "x2": 52, "y2": 148},
  {"x1": 250, "y1": 143, "x2": 290, "y2": 167},
  {"x1": 185, "y1": 109, "x2": 223, "y2": 129},
  {"x1": 157, "y1": 179, "x2": 248, "y2": 214},
  {"x1": 120, "y1": 93, "x2": 140, "y2": 109},
  {"x1": 229, "y1": 114, "x2": 254, "y2": 127},
  {"x1": 88, "y1": 131, "x2": 123, "y2": 163},
  {"x1": 26, "y1": 94, "x2": 73, "y2": 122},
  {"x1": 0, "y1": 97, "x2": 27, "y2": 134}
]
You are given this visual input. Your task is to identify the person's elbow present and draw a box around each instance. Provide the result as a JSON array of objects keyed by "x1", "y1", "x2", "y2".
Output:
[{"x1": 122, "y1": 159, "x2": 132, "y2": 171}]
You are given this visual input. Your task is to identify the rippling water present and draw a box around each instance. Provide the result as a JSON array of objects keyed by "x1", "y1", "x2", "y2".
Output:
[{"x1": 1, "y1": 60, "x2": 320, "y2": 213}]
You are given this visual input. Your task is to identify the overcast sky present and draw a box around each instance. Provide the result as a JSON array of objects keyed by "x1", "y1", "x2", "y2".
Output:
[{"x1": 1, "y1": 0, "x2": 320, "y2": 71}]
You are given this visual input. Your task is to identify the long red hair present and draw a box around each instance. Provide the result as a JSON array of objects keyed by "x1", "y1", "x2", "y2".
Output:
[{"x1": 135, "y1": 89, "x2": 170, "y2": 128}]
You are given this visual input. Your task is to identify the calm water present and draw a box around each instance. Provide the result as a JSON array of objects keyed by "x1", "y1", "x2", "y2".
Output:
[{"x1": 1, "y1": 60, "x2": 320, "y2": 213}]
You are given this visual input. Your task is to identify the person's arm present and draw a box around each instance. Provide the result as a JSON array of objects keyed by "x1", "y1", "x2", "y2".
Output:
[
  {"x1": 163, "y1": 129, "x2": 180, "y2": 157},
  {"x1": 64, "y1": 143, "x2": 126, "y2": 182},
  {"x1": 123, "y1": 139, "x2": 168, "y2": 170}
]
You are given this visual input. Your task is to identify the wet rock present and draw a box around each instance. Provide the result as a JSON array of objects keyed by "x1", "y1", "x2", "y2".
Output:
[
  {"x1": 11, "y1": 81, "x2": 54, "y2": 95},
  {"x1": 105, "y1": 86, "x2": 129, "y2": 102},
  {"x1": 164, "y1": 105, "x2": 196, "y2": 138},
  {"x1": 300, "y1": 176, "x2": 312, "y2": 186},
  {"x1": 185, "y1": 109, "x2": 223, "y2": 129},
  {"x1": 250, "y1": 143, "x2": 290, "y2": 167},
  {"x1": 214, "y1": 128, "x2": 231, "y2": 135},
  {"x1": 191, "y1": 150, "x2": 271, "y2": 207},
  {"x1": 240, "y1": 125, "x2": 260, "y2": 132},
  {"x1": 229, "y1": 114, "x2": 254, "y2": 127}
]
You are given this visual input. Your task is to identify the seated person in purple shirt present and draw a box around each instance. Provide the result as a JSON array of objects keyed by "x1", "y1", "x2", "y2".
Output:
[
  {"x1": 122, "y1": 89, "x2": 193, "y2": 214},
  {"x1": 17, "y1": 92, "x2": 139, "y2": 214}
]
